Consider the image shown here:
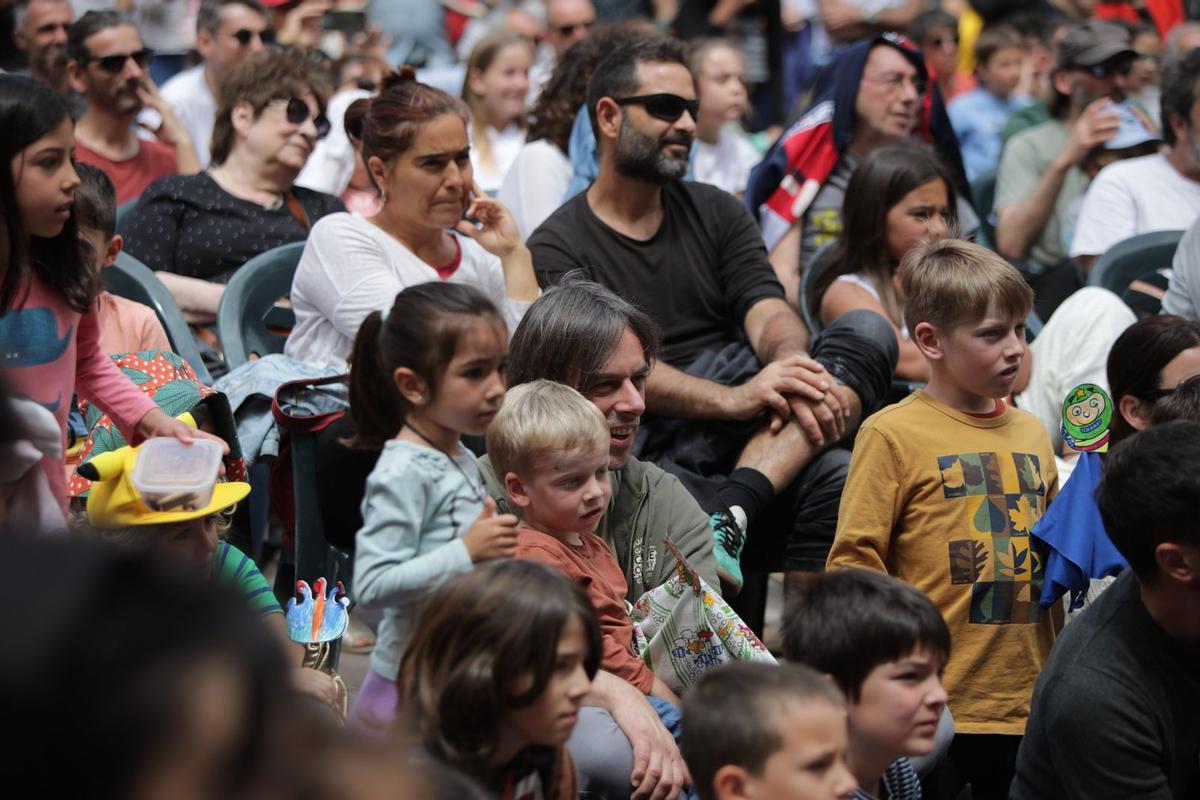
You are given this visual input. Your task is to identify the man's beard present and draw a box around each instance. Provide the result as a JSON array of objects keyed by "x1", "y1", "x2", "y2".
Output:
[
  {"x1": 613, "y1": 119, "x2": 691, "y2": 185},
  {"x1": 1073, "y1": 81, "x2": 1124, "y2": 110}
]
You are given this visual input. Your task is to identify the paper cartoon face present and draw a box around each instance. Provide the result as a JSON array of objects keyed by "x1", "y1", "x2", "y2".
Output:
[{"x1": 1061, "y1": 384, "x2": 1113, "y2": 452}]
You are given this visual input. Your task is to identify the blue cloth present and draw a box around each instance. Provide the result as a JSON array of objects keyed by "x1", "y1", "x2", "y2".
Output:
[
  {"x1": 947, "y1": 88, "x2": 1034, "y2": 182},
  {"x1": 647, "y1": 696, "x2": 699, "y2": 800},
  {"x1": 1031, "y1": 451, "x2": 1127, "y2": 610},
  {"x1": 563, "y1": 104, "x2": 697, "y2": 203}
]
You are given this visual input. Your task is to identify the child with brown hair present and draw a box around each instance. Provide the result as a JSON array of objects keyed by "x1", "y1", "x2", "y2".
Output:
[{"x1": 828, "y1": 238, "x2": 1059, "y2": 799}]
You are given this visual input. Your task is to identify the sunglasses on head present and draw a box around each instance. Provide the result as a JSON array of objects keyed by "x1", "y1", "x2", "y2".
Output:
[
  {"x1": 280, "y1": 96, "x2": 330, "y2": 138},
  {"x1": 1080, "y1": 57, "x2": 1134, "y2": 79},
  {"x1": 85, "y1": 48, "x2": 153, "y2": 74},
  {"x1": 234, "y1": 27, "x2": 275, "y2": 46},
  {"x1": 614, "y1": 93, "x2": 699, "y2": 123},
  {"x1": 556, "y1": 20, "x2": 594, "y2": 36}
]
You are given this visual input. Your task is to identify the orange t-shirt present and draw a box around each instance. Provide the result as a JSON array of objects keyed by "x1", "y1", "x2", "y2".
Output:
[
  {"x1": 75, "y1": 137, "x2": 178, "y2": 205},
  {"x1": 516, "y1": 527, "x2": 655, "y2": 693}
]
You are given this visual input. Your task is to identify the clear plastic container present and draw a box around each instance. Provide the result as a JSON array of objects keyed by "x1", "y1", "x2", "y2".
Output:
[{"x1": 131, "y1": 438, "x2": 224, "y2": 512}]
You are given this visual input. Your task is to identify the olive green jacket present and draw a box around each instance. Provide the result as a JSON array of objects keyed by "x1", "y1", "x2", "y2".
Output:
[{"x1": 478, "y1": 454, "x2": 719, "y2": 601}]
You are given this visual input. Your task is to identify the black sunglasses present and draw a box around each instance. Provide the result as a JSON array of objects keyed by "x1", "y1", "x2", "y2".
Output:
[
  {"x1": 1080, "y1": 57, "x2": 1134, "y2": 79},
  {"x1": 281, "y1": 96, "x2": 330, "y2": 138},
  {"x1": 614, "y1": 93, "x2": 699, "y2": 123},
  {"x1": 85, "y1": 48, "x2": 153, "y2": 74},
  {"x1": 556, "y1": 20, "x2": 594, "y2": 36},
  {"x1": 234, "y1": 27, "x2": 275, "y2": 46}
]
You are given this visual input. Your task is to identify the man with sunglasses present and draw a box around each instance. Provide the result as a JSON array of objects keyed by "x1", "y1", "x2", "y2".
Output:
[
  {"x1": 529, "y1": 0, "x2": 596, "y2": 100},
  {"x1": 1070, "y1": 49, "x2": 1200, "y2": 276},
  {"x1": 67, "y1": 11, "x2": 198, "y2": 205},
  {"x1": 995, "y1": 21, "x2": 1136, "y2": 319},
  {"x1": 154, "y1": 0, "x2": 272, "y2": 168},
  {"x1": 530, "y1": 38, "x2": 898, "y2": 604}
]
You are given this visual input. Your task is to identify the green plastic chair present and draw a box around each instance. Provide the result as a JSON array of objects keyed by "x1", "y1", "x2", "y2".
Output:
[
  {"x1": 1087, "y1": 229, "x2": 1184, "y2": 300},
  {"x1": 106, "y1": 252, "x2": 212, "y2": 384},
  {"x1": 971, "y1": 169, "x2": 998, "y2": 249},
  {"x1": 216, "y1": 241, "x2": 304, "y2": 371},
  {"x1": 115, "y1": 198, "x2": 138, "y2": 235},
  {"x1": 799, "y1": 242, "x2": 839, "y2": 335}
]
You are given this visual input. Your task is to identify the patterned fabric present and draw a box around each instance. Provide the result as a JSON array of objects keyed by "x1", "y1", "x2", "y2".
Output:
[
  {"x1": 850, "y1": 757, "x2": 922, "y2": 800},
  {"x1": 212, "y1": 541, "x2": 281, "y2": 617},
  {"x1": 745, "y1": 33, "x2": 968, "y2": 252},
  {"x1": 68, "y1": 350, "x2": 246, "y2": 497}
]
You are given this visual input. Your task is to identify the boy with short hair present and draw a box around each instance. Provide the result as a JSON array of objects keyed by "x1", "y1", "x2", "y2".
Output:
[
  {"x1": 948, "y1": 25, "x2": 1033, "y2": 181},
  {"x1": 486, "y1": 379, "x2": 679, "y2": 705},
  {"x1": 783, "y1": 568, "x2": 950, "y2": 800},
  {"x1": 681, "y1": 662, "x2": 858, "y2": 800},
  {"x1": 73, "y1": 162, "x2": 170, "y2": 355},
  {"x1": 827, "y1": 239, "x2": 1059, "y2": 800}
]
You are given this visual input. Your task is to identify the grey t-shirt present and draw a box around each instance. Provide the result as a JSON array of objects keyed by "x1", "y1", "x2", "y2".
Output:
[
  {"x1": 995, "y1": 119, "x2": 1091, "y2": 272},
  {"x1": 1163, "y1": 214, "x2": 1200, "y2": 319}
]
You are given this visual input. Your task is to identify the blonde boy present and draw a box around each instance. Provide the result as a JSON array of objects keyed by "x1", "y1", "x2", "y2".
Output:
[
  {"x1": 827, "y1": 239, "x2": 1058, "y2": 799},
  {"x1": 487, "y1": 379, "x2": 680, "y2": 705}
]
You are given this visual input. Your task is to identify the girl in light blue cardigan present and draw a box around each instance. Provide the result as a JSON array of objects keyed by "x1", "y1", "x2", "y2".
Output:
[{"x1": 346, "y1": 283, "x2": 519, "y2": 731}]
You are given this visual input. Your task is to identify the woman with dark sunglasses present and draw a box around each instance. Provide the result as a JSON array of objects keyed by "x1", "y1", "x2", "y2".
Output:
[
  {"x1": 1107, "y1": 315, "x2": 1200, "y2": 447},
  {"x1": 122, "y1": 47, "x2": 344, "y2": 340}
]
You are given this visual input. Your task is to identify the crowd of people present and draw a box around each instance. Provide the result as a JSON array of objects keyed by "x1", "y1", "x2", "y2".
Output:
[{"x1": 3, "y1": 0, "x2": 1200, "y2": 798}]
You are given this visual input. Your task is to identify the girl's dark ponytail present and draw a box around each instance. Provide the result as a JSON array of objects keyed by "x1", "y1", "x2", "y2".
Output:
[
  {"x1": 346, "y1": 282, "x2": 506, "y2": 450},
  {"x1": 347, "y1": 310, "x2": 401, "y2": 449}
]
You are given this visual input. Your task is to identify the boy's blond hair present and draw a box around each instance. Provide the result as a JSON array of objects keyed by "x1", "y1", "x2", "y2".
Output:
[
  {"x1": 486, "y1": 379, "x2": 609, "y2": 478},
  {"x1": 900, "y1": 238, "x2": 1033, "y2": 334}
]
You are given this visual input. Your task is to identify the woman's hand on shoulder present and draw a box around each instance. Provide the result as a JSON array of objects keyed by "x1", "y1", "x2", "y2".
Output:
[{"x1": 455, "y1": 181, "x2": 524, "y2": 259}]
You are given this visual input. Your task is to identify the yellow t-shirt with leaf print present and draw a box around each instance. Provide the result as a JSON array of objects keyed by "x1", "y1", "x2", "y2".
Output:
[{"x1": 828, "y1": 390, "x2": 1060, "y2": 735}]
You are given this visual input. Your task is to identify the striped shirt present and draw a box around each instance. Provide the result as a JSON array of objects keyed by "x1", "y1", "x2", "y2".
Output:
[
  {"x1": 211, "y1": 541, "x2": 282, "y2": 617},
  {"x1": 851, "y1": 758, "x2": 922, "y2": 800}
]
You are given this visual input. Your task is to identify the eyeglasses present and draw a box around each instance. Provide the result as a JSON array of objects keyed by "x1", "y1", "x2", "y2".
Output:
[
  {"x1": 1140, "y1": 386, "x2": 1177, "y2": 402},
  {"x1": 556, "y1": 20, "x2": 594, "y2": 36},
  {"x1": 862, "y1": 72, "x2": 928, "y2": 96},
  {"x1": 614, "y1": 93, "x2": 699, "y2": 123},
  {"x1": 277, "y1": 96, "x2": 330, "y2": 138},
  {"x1": 233, "y1": 27, "x2": 275, "y2": 46},
  {"x1": 1078, "y1": 57, "x2": 1134, "y2": 79},
  {"x1": 84, "y1": 48, "x2": 153, "y2": 74}
]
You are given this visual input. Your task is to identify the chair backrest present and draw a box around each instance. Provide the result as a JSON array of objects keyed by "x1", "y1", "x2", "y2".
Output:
[
  {"x1": 216, "y1": 241, "x2": 304, "y2": 371},
  {"x1": 798, "y1": 242, "x2": 841, "y2": 335},
  {"x1": 1087, "y1": 229, "x2": 1185, "y2": 298},
  {"x1": 115, "y1": 199, "x2": 137, "y2": 235},
  {"x1": 970, "y1": 169, "x2": 998, "y2": 249},
  {"x1": 106, "y1": 252, "x2": 212, "y2": 384}
]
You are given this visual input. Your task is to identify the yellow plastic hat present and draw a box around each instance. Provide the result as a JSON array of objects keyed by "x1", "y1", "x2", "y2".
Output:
[{"x1": 78, "y1": 414, "x2": 250, "y2": 528}]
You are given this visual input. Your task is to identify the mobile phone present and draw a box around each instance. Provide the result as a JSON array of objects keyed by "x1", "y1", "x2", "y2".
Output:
[{"x1": 323, "y1": 9, "x2": 367, "y2": 35}]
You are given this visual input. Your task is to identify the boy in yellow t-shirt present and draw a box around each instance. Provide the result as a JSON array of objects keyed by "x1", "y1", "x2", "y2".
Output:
[{"x1": 827, "y1": 239, "x2": 1059, "y2": 800}]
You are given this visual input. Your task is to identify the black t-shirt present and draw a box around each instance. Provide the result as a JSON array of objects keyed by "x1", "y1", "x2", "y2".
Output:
[
  {"x1": 528, "y1": 181, "x2": 785, "y2": 368},
  {"x1": 1012, "y1": 570, "x2": 1200, "y2": 799},
  {"x1": 122, "y1": 173, "x2": 344, "y2": 282}
]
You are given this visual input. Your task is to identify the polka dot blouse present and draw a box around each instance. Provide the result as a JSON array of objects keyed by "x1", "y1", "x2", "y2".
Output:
[{"x1": 121, "y1": 172, "x2": 345, "y2": 282}]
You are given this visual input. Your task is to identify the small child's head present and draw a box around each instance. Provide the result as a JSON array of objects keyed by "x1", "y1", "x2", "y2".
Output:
[
  {"x1": 908, "y1": 10, "x2": 958, "y2": 83},
  {"x1": 901, "y1": 238, "x2": 1032, "y2": 402},
  {"x1": 73, "y1": 161, "x2": 123, "y2": 271},
  {"x1": 398, "y1": 559, "x2": 602, "y2": 779},
  {"x1": 77, "y1": 434, "x2": 250, "y2": 572},
  {"x1": 348, "y1": 282, "x2": 508, "y2": 448},
  {"x1": 783, "y1": 569, "x2": 949, "y2": 764},
  {"x1": 1150, "y1": 373, "x2": 1200, "y2": 425},
  {"x1": 689, "y1": 39, "x2": 749, "y2": 129},
  {"x1": 974, "y1": 25, "x2": 1026, "y2": 99},
  {"x1": 682, "y1": 662, "x2": 857, "y2": 800},
  {"x1": 487, "y1": 379, "x2": 612, "y2": 537}
]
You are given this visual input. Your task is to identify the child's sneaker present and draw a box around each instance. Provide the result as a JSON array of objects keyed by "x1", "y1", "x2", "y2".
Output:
[{"x1": 710, "y1": 506, "x2": 748, "y2": 595}]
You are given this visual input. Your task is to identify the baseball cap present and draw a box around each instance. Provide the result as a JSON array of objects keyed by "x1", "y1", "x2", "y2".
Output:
[
  {"x1": 1056, "y1": 21, "x2": 1136, "y2": 69},
  {"x1": 1104, "y1": 103, "x2": 1162, "y2": 150}
]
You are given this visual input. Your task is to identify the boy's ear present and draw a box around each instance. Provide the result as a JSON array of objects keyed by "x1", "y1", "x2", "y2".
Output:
[
  {"x1": 504, "y1": 471, "x2": 532, "y2": 511},
  {"x1": 912, "y1": 321, "x2": 944, "y2": 361},
  {"x1": 1154, "y1": 542, "x2": 1200, "y2": 586},
  {"x1": 711, "y1": 764, "x2": 753, "y2": 800},
  {"x1": 392, "y1": 366, "x2": 428, "y2": 406},
  {"x1": 103, "y1": 234, "x2": 123, "y2": 268}
]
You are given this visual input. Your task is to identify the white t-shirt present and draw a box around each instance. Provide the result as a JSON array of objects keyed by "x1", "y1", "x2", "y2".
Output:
[
  {"x1": 692, "y1": 130, "x2": 761, "y2": 195},
  {"x1": 496, "y1": 139, "x2": 572, "y2": 240},
  {"x1": 472, "y1": 123, "x2": 526, "y2": 195},
  {"x1": 285, "y1": 212, "x2": 534, "y2": 370},
  {"x1": 160, "y1": 64, "x2": 218, "y2": 169},
  {"x1": 833, "y1": 273, "x2": 909, "y2": 340},
  {"x1": 295, "y1": 88, "x2": 371, "y2": 197},
  {"x1": 1070, "y1": 152, "x2": 1200, "y2": 258}
]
